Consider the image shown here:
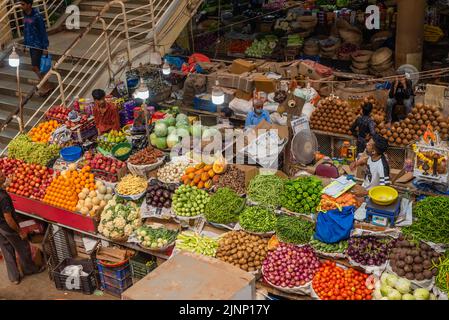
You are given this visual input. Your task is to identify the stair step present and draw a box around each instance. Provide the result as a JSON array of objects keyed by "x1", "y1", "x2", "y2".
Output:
[
  {"x1": 79, "y1": 1, "x2": 156, "y2": 12},
  {"x1": 0, "y1": 67, "x2": 80, "y2": 87},
  {"x1": 78, "y1": 21, "x2": 150, "y2": 38},
  {"x1": 18, "y1": 56, "x2": 95, "y2": 76},
  {"x1": 0, "y1": 94, "x2": 43, "y2": 115}
]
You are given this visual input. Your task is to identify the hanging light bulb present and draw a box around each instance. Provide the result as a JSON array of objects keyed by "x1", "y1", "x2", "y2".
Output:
[
  {"x1": 212, "y1": 80, "x2": 224, "y2": 105},
  {"x1": 162, "y1": 60, "x2": 171, "y2": 75},
  {"x1": 8, "y1": 46, "x2": 20, "y2": 68},
  {"x1": 133, "y1": 80, "x2": 149, "y2": 100}
]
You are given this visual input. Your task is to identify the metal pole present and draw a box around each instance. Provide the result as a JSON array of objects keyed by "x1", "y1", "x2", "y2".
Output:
[
  {"x1": 42, "y1": 0, "x2": 50, "y2": 27},
  {"x1": 99, "y1": 17, "x2": 114, "y2": 84},
  {"x1": 11, "y1": 4, "x2": 21, "y2": 37},
  {"x1": 48, "y1": 70, "x2": 66, "y2": 107},
  {"x1": 111, "y1": 0, "x2": 132, "y2": 69},
  {"x1": 16, "y1": 64, "x2": 24, "y2": 133}
]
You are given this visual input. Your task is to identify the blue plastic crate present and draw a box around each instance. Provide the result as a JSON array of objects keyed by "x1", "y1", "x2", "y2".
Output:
[
  {"x1": 193, "y1": 94, "x2": 217, "y2": 113},
  {"x1": 97, "y1": 262, "x2": 131, "y2": 280},
  {"x1": 100, "y1": 273, "x2": 133, "y2": 290},
  {"x1": 102, "y1": 278, "x2": 133, "y2": 298}
]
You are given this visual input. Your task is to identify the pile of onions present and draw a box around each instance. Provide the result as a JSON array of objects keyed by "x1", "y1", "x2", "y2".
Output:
[{"x1": 262, "y1": 243, "x2": 321, "y2": 288}]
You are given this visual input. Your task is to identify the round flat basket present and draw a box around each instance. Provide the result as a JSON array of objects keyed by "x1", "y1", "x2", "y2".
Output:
[
  {"x1": 339, "y1": 27, "x2": 362, "y2": 44},
  {"x1": 370, "y1": 47, "x2": 393, "y2": 66},
  {"x1": 207, "y1": 221, "x2": 236, "y2": 231},
  {"x1": 115, "y1": 189, "x2": 147, "y2": 201},
  {"x1": 352, "y1": 60, "x2": 369, "y2": 69},
  {"x1": 351, "y1": 50, "x2": 373, "y2": 63},
  {"x1": 241, "y1": 228, "x2": 275, "y2": 238},
  {"x1": 350, "y1": 66, "x2": 369, "y2": 74},
  {"x1": 127, "y1": 156, "x2": 165, "y2": 178},
  {"x1": 138, "y1": 240, "x2": 176, "y2": 252}
]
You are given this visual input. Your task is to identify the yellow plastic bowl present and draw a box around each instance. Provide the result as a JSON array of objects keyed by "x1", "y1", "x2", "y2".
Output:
[{"x1": 369, "y1": 186, "x2": 399, "y2": 206}]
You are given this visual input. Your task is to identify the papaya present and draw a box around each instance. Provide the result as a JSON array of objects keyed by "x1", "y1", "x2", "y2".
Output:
[
  {"x1": 188, "y1": 172, "x2": 195, "y2": 180},
  {"x1": 203, "y1": 165, "x2": 213, "y2": 172},
  {"x1": 185, "y1": 167, "x2": 196, "y2": 174},
  {"x1": 208, "y1": 169, "x2": 215, "y2": 178},
  {"x1": 190, "y1": 180, "x2": 196, "y2": 187},
  {"x1": 197, "y1": 181, "x2": 204, "y2": 189},
  {"x1": 201, "y1": 172, "x2": 209, "y2": 182},
  {"x1": 195, "y1": 162, "x2": 206, "y2": 170},
  {"x1": 193, "y1": 174, "x2": 201, "y2": 184},
  {"x1": 212, "y1": 175, "x2": 220, "y2": 183},
  {"x1": 181, "y1": 175, "x2": 189, "y2": 182},
  {"x1": 195, "y1": 169, "x2": 204, "y2": 175},
  {"x1": 184, "y1": 179, "x2": 192, "y2": 185},
  {"x1": 204, "y1": 179, "x2": 213, "y2": 189}
]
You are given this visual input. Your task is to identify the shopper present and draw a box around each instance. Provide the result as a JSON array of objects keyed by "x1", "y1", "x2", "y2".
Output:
[
  {"x1": 350, "y1": 135, "x2": 390, "y2": 193},
  {"x1": 350, "y1": 102, "x2": 377, "y2": 155},
  {"x1": 21, "y1": 0, "x2": 53, "y2": 97},
  {"x1": 245, "y1": 99, "x2": 271, "y2": 128},
  {"x1": 0, "y1": 171, "x2": 43, "y2": 285},
  {"x1": 385, "y1": 74, "x2": 414, "y2": 126},
  {"x1": 92, "y1": 89, "x2": 121, "y2": 136}
]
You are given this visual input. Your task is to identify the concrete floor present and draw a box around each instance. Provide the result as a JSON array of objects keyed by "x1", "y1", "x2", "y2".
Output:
[{"x1": 0, "y1": 257, "x2": 117, "y2": 300}]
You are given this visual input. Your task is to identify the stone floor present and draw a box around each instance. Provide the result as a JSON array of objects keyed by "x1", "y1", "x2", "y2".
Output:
[{"x1": 0, "y1": 256, "x2": 117, "y2": 300}]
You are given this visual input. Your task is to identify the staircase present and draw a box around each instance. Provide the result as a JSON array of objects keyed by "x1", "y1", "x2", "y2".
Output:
[{"x1": 0, "y1": 0, "x2": 204, "y2": 153}]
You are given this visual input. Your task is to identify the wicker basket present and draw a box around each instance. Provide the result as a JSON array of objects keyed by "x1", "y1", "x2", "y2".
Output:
[
  {"x1": 339, "y1": 27, "x2": 363, "y2": 45},
  {"x1": 350, "y1": 66, "x2": 369, "y2": 74},
  {"x1": 370, "y1": 60, "x2": 394, "y2": 72},
  {"x1": 351, "y1": 50, "x2": 373, "y2": 63},
  {"x1": 127, "y1": 156, "x2": 165, "y2": 178},
  {"x1": 298, "y1": 16, "x2": 317, "y2": 29},
  {"x1": 352, "y1": 60, "x2": 370, "y2": 70},
  {"x1": 370, "y1": 47, "x2": 393, "y2": 66}
]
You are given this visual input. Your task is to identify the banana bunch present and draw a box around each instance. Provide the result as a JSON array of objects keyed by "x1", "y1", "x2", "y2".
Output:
[{"x1": 424, "y1": 25, "x2": 444, "y2": 43}]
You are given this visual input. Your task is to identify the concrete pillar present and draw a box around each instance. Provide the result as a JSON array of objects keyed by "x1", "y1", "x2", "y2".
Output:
[{"x1": 395, "y1": 0, "x2": 426, "y2": 70}]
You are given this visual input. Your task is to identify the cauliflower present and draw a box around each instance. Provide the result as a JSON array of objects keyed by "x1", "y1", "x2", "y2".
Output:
[
  {"x1": 98, "y1": 224, "x2": 104, "y2": 233},
  {"x1": 102, "y1": 211, "x2": 113, "y2": 221},
  {"x1": 113, "y1": 217, "x2": 127, "y2": 229},
  {"x1": 106, "y1": 221, "x2": 115, "y2": 231},
  {"x1": 111, "y1": 231, "x2": 120, "y2": 239},
  {"x1": 124, "y1": 224, "x2": 133, "y2": 236},
  {"x1": 132, "y1": 219, "x2": 142, "y2": 229},
  {"x1": 127, "y1": 211, "x2": 138, "y2": 222},
  {"x1": 103, "y1": 229, "x2": 110, "y2": 238}
]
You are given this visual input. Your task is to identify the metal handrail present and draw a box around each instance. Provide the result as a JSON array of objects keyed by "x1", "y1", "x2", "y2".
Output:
[{"x1": 0, "y1": 0, "x2": 202, "y2": 154}]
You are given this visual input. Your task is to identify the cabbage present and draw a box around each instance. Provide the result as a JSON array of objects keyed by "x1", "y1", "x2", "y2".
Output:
[
  {"x1": 166, "y1": 115, "x2": 176, "y2": 127},
  {"x1": 373, "y1": 289, "x2": 383, "y2": 300},
  {"x1": 395, "y1": 278, "x2": 411, "y2": 294},
  {"x1": 430, "y1": 293, "x2": 437, "y2": 300},
  {"x1": 155, "y1": 137, "x2": 167, "y2": 149},
  {"x1": 380, "y1": 273, "x2": 390, "y2": 285},
  {"x1": 387, "y1": 289, "x2": 402, "y2": 300},
  {"x1": 402, "y1": 293, "x2": 415, "y2": 300},
  {"x1": 191, "y1": 124, "x2": 203, "y2": 138},
  {"x1": 413, "y1": 288, "x2": 430, "y2": 300},
  {"x1": 154, "y1": 122, "x2": 168, "y2": 137},
  {"x1": 176, "y1": 113, "x2": 189, "y2": 124},
  {"x1": 380, "y1": 297, "x2": 389, "y2": 300},
  {"x1": 380, "y1": 284, "x2": 394, "y2": 297},
  {"x1": 176, "y1": 128, "x2": 190, "y2": 138},
  {"x1": 166, "y1": 133, "x2": 180, "y2": 148},
  {"x1": 150, "y1": 133, "x2": 158, "y2": 146},
  {"x1": 167, "y1": 126, "x2": 176, "y2": 135},
  {"x1": 383, "y1": 273, "x2": 398, "y2": 287},
  {"x1": 202, "y1": 128, "x2": 219, "y2": 140}
]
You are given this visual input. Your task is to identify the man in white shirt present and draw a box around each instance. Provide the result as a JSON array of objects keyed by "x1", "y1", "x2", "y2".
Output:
[{"x1": 350, "y1": 135, "x2": 390, "y2": 195}]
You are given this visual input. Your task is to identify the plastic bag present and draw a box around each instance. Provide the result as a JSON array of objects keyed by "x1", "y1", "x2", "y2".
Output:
[
  {"x1": 40, "y1": 54, "x2": 52, "y2": 74},
  {"x1": 229, "y1": 98, "x2": 253, "y2": 115},
  {"x1": 314, "y1": 206, "x2": 354, "y2": 243}
]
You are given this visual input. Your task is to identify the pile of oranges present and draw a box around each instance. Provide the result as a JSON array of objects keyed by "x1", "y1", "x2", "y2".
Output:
[
  {"x1": 28, "y1": 120, "x2": 60, "y2": 143},
  {"x1": 43, "y1": 166, "x2": 96, "y2": 211}
]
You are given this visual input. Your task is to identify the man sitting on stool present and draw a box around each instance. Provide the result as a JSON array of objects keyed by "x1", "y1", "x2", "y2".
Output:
[{"x1": 386, "y1": 73, "x2": 414, "y2": 127}]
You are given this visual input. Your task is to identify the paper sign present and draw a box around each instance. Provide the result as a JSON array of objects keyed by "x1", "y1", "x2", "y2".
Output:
[{"x1": 291, "y1": 116, "x2": 310, "y2": 135}]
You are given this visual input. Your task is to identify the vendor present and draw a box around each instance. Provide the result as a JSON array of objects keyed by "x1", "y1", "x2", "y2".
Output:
[
  {"x1": 350, "y1": 102, "x2": 376, "y2": 155},
  {"x1": 350, "y1": 134, "x2": 390, "y2": 193},
  {"x1": 245, "y1": 98, "x2": 271, "y2": 128},
  {"x1": 386, "y1": 73, "x2": 414, "y2": 126},
  {"x1": 92, "y1": 89, "x2": 120, "y2": 136}
]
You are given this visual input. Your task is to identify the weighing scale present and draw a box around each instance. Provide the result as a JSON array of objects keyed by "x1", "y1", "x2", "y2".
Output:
[{"x1": 365, "y1": 198, "x2": 401, "y2": 227}]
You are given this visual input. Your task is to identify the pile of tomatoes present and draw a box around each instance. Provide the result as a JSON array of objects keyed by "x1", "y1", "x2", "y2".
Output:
[{"x1": 312, "y1": 261, "x2": 373, "y2": 300}]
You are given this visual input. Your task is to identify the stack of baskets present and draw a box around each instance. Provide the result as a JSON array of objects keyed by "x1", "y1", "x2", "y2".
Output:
[
  {"x1": 350, "y1": 50, "x2": 373, "y2": 74},
  {"x1": 303, "y1": 39, "x2": 320, "y2": 56},
  {"x1": 339, "y1": 26, "x2": 363, "y2": 46},
  {"x1": 297, "y1": 15, "x2": 317, "y2": 37},
  {"x1": 319, "y1": 37, "x2": 341, "y2": 59},
  {"x1": 370, "y1": 47, "x2": 395, "y2": 76},
  {"x1": 97, "y1": 259, "x2": 133, "y2": 298}
]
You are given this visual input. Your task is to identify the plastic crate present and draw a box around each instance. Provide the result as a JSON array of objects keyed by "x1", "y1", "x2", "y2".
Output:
[
  {"x1": 100, "y1": 273, "x2": 132, "y2": 290},
  {"x1": 193, "y1": 94, "x2": 217, "y2": 113},
  {"x1": 52, "y1": 258, "x2": 97, "y2": 294},
  {"x1": 130, "y1": 252, "x2": 157, "y2": 280},
  {"x1": 102, "y1": 278, "x2": 133, "y2": 298},
  {"x1": 97, "y1": 262, "x2": 131, "y2": 280}
]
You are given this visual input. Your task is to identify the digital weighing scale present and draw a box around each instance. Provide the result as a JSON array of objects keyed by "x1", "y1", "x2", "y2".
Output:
[{"x1": 365, "y1": 198, "x2": 401, "y2": 227}]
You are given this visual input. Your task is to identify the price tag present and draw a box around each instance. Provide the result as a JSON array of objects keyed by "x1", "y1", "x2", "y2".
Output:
[
  {"x1": 140, "y1": 202, "x2": 172, "y2": 219},
  {"x1": 291, "y1": 116, "x2": 310, "y2": 135}
]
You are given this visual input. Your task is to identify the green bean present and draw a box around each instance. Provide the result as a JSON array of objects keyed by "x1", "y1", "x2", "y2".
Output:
[
  {"x1": 239, "y1": 206, "x2": 277, "y2": 233},
  {"x1": 247, "y1": 175, "x2": 284, "y2": 207},
  {"x1": 276, "y1": 215, "x2": 315, "y2": 245},
  {"x1": 204, "y1": 188, "x2": 244, "y2": 224},
  {"x1": 433, "y1": 251, "x2": 449, "y2": 294}
]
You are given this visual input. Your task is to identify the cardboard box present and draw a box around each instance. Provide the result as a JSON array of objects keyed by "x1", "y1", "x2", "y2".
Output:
[
  {"x1": 257, "y1": 61, "x2": 278, "y2": 73},
  {"x1": 276, "y1": 61, "x2": 300, "y2": 78},
  {"x1": 230, "y1": 59, "x2": 257, "y2": 74},
  {"x1": 216, "y1": 72, "x2": 254, "y2": 92},
  {"x1": 121, "y1": 251, "x2": 256, "y2": 300},
  {"x1": 235, "y1": 89, "x2": 253, "y2": 101},
  {"x1": 252, "y1": 74, "x2": 277, "y2": 93},
  {"x1": 298, "y1": 61, "x2": 322, "y2": 80}
]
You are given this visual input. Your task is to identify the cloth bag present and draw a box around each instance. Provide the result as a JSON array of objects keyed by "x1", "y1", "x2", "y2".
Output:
[
  {"x1": 314, "y1": 206, "x2": 355, "y2": 243},
  {"x1": 40, "y1": 54, "x2": 52, "y2": 74}
]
